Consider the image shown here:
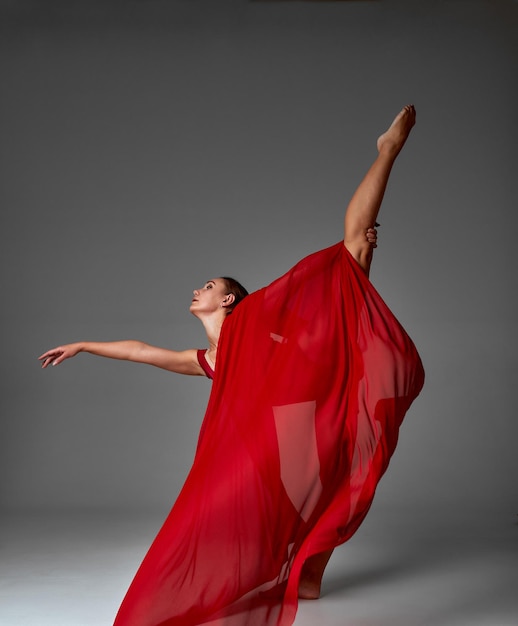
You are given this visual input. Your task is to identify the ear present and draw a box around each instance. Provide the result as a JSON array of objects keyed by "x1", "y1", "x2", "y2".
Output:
[{"x1": 221, "y1": 293, "x2": 236, "y2": 308}]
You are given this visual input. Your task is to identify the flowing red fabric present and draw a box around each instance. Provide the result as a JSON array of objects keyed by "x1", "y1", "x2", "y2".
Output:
[{"x1": 114, "y1": 242, "x2": 424, "y2": 626}]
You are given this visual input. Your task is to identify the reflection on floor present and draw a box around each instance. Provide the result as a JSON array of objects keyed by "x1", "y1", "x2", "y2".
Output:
[{"x1": 0, "y1": 508, "x2": 516, "y2": 625}]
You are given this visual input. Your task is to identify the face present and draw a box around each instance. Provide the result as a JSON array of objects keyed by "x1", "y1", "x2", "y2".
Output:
[{"x1": 190, "y1": 279, "x2": 230, "y2": 316}]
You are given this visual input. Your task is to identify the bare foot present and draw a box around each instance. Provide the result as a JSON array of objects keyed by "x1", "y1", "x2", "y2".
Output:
[
  {"x1": 298, "y1": 576, "x2": 322, "y2": 600},
  {"x1": 376, "y1": 104, "x2": 416, "y2": 157}
]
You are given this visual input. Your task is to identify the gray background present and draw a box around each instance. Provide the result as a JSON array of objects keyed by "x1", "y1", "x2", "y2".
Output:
[{"x1": 1, "y1": 0, "x2": 516, "y2": 524}]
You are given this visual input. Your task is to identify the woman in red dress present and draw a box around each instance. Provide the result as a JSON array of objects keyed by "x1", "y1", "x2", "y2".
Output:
[{"x1": 40, "y1": 105, "x2": 424, "y2": 626}]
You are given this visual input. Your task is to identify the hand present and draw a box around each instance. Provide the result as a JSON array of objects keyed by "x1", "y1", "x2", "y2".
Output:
[
  {"x1": 365, "y1": 226, "x2": 378, "y2": 248},
  {"x1": 38, "y1": 343, "x2": 82, "y2": 368}
]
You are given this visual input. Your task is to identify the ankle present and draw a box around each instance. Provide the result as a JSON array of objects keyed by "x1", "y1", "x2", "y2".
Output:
[{"x1": 377, "y1": 144, "x2": 400, "y2": 162}]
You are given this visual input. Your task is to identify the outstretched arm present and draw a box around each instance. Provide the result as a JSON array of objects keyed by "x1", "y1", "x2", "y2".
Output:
[
  {"x1": 38, "y1": 341, "x2": 205, "y2": 376},
  {"x1": 344, "y1": 105, "x2": 415, "y2": 275}
]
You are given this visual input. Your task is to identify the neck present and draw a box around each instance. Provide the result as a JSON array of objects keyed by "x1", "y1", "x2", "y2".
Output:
[{"x1": 198, "y1": 311, "x2": 227, "y2": 354}]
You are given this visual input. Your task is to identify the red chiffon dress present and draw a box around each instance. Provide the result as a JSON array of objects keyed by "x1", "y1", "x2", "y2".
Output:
[{"x1": 114, "y1": 242, "x2": 424, "y2": 626}]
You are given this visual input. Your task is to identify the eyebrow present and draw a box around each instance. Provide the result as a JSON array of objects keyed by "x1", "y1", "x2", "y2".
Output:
[{"x1": 206, "y1": 280, "x2": 216, "y2": 286}]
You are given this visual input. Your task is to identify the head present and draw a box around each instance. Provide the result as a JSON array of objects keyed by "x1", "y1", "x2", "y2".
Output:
[
  {"x1": 190, "y1": 276, "x2": 248, "y2": 317},
  {"x1": 220, "y1": 276, "x2": 249, "y2": 313}
]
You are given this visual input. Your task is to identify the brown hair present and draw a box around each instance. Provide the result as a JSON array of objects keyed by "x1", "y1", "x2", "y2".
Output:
[{"x1": 221, "y1": 276, "x2": 249, "y2": 312}]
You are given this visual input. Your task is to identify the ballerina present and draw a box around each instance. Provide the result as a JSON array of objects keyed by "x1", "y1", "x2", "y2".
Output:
[{"x1": 40, "y1": 105, "x2": 423, "y2": 625}]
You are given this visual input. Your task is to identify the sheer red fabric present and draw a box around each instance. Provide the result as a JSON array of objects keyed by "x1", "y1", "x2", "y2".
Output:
[{"x1": 114, "y1": 242, "x2": 424, "y2": 626}]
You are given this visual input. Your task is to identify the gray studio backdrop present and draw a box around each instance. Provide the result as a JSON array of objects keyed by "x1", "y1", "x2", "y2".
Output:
[{"x1": 1, "y1": 0, "x2": 516, "y2": 519}]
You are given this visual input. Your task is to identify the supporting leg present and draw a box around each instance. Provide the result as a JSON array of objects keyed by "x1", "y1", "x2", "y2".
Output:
[{"x1": 298, "y1": 549, "x2": 334, "y2": 600}]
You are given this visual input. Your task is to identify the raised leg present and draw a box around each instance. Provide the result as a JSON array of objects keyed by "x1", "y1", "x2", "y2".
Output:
[
  {"x1": 344, "y1": 105, "x2": 416, "y2": 274},
  {"x1": 297, "y1": 107, "x2": 417, "y2": 601}
]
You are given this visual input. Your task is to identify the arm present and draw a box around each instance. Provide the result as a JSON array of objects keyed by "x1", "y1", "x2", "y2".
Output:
[{"x1": 38, "y1": 341, "x2": 205, "y2": 376}]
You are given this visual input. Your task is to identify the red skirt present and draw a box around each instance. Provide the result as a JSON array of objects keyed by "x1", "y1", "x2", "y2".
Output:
[{"x1": 114, "y1": 242, "x2": 425, "y2": 626}]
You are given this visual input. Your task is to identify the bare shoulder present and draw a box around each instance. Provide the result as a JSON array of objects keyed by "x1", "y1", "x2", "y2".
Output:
[{"x1": 169, "y1": 348, "x2": 206, "y2": 376}]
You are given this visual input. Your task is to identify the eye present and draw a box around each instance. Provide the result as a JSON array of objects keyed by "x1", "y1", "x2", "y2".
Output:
[{"x1": 206, "y1": 283, "x2": 213, "y2": 289}]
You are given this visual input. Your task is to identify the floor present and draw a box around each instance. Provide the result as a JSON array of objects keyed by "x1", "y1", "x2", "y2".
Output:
[{"x1": 0, "y1": 508, "x2": 516, "y2": 626}]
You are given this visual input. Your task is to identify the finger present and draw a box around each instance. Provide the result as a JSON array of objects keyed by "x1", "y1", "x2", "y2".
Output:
[
  {"x1": 40, "y1": 351, "x2": 63, "y2": 367},
  {"x1": 44, "y1": 355, "x2": 59, "y2": 367},
  {"x1": 38, "y1": 348, "x2": 60, "y2": 360},
  {"x1": 54, "y1": 349, "x2": 73, "y2": 365}
]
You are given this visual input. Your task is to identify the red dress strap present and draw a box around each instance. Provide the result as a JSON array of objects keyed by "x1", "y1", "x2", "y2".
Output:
[{"x1": 197, "y1": 349, "x2": 214, "y2": 379}]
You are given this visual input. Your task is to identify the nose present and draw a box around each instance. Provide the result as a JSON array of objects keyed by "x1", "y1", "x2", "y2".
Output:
[{"x1": 193, "y1": 288, "x2": 199, "y2": 296}]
